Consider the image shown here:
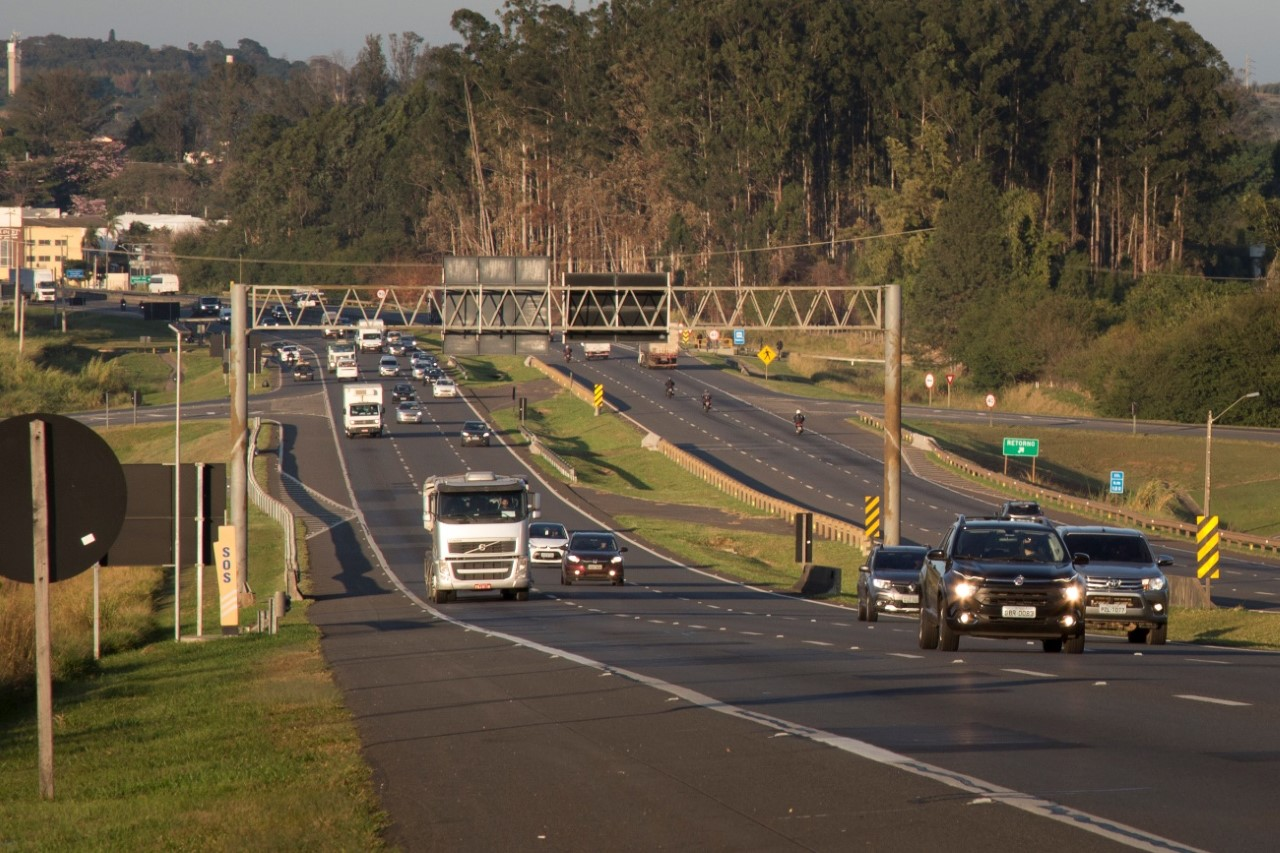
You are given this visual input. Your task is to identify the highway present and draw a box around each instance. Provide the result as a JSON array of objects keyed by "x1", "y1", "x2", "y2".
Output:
[{"x1": 82, "y1": 329, "x2": 1280, "y2": 851}]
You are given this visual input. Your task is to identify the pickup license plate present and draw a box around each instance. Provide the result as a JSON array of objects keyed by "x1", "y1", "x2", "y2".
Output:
[
  {"x1": 1099, "y1": 603, "x2": 1127, "y2": 615},
  {"x1": 1002, "y1": 606, "x2": 1036, "y2": 619},
  {"x1": 474, "y1": 583, "x2": 492, "y2": 590},
  {"x1": 900, "y1": 594, "x2": 920, "y2": 604}
]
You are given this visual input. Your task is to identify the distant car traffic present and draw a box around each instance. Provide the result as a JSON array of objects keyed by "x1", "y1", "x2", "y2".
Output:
[
  {"x1": 291, "y1": 361, "x2": 315, "y2": 381},
  {"x1": 1057, "y1": 525, "x2": 1171, "y2": 644},
  {"x1": 460, "y1": 420, "x2": 492, "y2": 446},
  {"x1": 432, "y1": 377, "x2": 457, "y2": 397},
  {"x1": 391, "y1": 382, "x2": 416, "y2": 402},
  {"x1": 528, "y1": 522, "x2": 570, "y2": 564},
  {"x1": 378, "y1": 355, "x2": 400, "y2": 377},
  {"x1": 395, "y1": 401, "x2": 424, "y2": 424},
  {"x1": 277, "y1": 344, "x2": 301, "y2": 364},
  {"x1": 193, "y1": 295, "x2": 222, "y2": 317},
  {"x1": 857, "y1": 544, "x2": 928, "y2": 622},
  {"x1": 561, "y1": 530, "x2": 627, "y2": 585},
  {"x1": 998, "y1": 500, "x2": 1047, "y2": 524}
]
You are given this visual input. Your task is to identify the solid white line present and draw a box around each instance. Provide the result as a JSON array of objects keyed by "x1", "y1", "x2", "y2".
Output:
[
  {"x1": 887, "y1": 652, "x2": 923, "y2": 659},
  {"x1": 1184, "y1": 658, "x2": 1232, "y2": 665},
  {"x1": 1176, "y1": 694, "x2": 1250, "y2": 707},
  {"x1": 1003, "y1": 668, "x2": 1057, "y2": 679},
  {"x1": 803, "y1": 640, "x2": 834, "y2": 647}
]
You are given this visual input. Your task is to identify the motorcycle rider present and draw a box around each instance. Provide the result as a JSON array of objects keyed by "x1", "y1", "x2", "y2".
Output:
[
  {"x1": 702, "y1": 390, "x2": 712, "y2": 412},
  {"x1": 563, "y1": 344, "x2": 572, "y2": 362},
  {"x1": 665, "y1": 377, "x2": 675, "y2": 398},
  {"x1": 793, "y1": 409, "x2": 806, "y2": 433}
]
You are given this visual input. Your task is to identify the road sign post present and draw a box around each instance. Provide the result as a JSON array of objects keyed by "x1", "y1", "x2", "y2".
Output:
[
  {"x1": 925, "y1": 372, "x2": 934, "y2": 406},
  {"x1": 1110, "y1": 471, "x2": 1125, "y2": 495},
  {"x1": 1001, "y1": 437, "x2": 1039, "y2": 479}
]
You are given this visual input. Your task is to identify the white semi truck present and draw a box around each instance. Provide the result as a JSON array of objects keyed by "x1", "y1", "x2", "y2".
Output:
[
  {"x1": 356, "y1": 318, "x2": 386, "y2": 352},
  {"x1": 342, "y1": 383, "x2": 384, "y2": 437},
  {"x1": 422, "y1": 471, "x2": 540, "y2": 603}
]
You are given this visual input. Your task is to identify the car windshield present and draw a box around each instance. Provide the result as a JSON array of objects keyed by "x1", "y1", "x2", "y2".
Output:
[
  {"x1": 530, "y1": 524, "x2": 566, "y2": 539},
  {"x1": 398, "y1": 402, "x2": 416, "y2": 410},
  {"x1": 1062, "y1": 533, "x2": 1152, "y2": 563},
  {"x1": 873, "y1": 550, "x2": 925, "y2": 570},
  {"x1": 437, "y1": 491, "x2": 524, "y2": 521},
  {"x1": 572, "y1": 535, "x2": 616, "y2": 551},
  {"x1": 956, "y1": 528, "x2": 1065, "y2": 562}
]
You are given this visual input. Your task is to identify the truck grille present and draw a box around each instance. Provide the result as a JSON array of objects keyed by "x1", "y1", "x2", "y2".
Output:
[
  {"x1": 977, "y1": 580, "x2": 1058, "y2": 608},
  {"x1": 450, "y1": 560, "x2": 514, "y2": 580},
  {"x1": 448, "y1": 539, "x2": 517, "y2": 556}
]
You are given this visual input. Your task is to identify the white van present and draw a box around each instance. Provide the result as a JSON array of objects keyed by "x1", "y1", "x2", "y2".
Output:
[{"x1": 148, "y1": 274, "x2": 180, "y2": 293}]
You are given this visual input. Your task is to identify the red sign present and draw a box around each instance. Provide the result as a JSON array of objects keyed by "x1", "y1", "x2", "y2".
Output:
[{"x1": 946, "y1": 373, "x2": 955, "y2": 385}]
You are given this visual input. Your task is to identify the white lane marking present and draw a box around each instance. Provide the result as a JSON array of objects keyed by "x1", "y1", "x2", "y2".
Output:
[
  {"x1": 803, "y1": 640, "x2": 834, "y2": 647},
  {"x1": 1176, "y1": 694, "x2": 1250, "y2": 707},
  {"x1": 1003, "y1": 668, "x2": 1057, "y2": 679},
  {"x1": 1185, "y1": 658, "x2": 1232, "y2": 665},
  {"x1": 887, "y1": 652, "x2": 922, "y2": 659}
]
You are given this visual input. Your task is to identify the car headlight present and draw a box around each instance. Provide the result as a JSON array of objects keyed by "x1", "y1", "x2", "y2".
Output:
[
  {"x1": 1144, "y1": 575, "x2": 1167, "y2": 591},
  {"x1": 872, "y1": 578, "x2": 892, "y2": 589},
  {"x1": 953, "y1": 581, "x2": 977, "y2": 600},
  {"x1": 1063, "y1": 584, "x2": 1082, "y2": 603},
  {"x1": 566, "y1": 554, "x2": 580, "y2": 564},
  {"x1": 610, "y1": 556, "x2": 623, "y2": 564}
]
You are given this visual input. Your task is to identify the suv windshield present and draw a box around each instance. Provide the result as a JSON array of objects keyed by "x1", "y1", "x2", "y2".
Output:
[
  {"x1": 1060, "y1": 533, "x2": 1152, "y2": 563},
  {"x1": 956, "y1": 527, "x2": 1066, "y2": 562}
]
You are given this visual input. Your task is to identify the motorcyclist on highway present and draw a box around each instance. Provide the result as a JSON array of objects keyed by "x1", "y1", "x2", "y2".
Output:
[
  {"x1": 793, "y1": 409, "x2": 806, "y2": 434},
  {"x1": 665, "y1": 377, "x2": 675, "y2": 398},
  {"x1": 564, "y1": 344, "x2": 572, "y2": 362},
  {"x1": 702, "y1": 390, "x2": 712, "y2": 412}
]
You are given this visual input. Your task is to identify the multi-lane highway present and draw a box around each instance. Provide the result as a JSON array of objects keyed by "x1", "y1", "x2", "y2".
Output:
[{"x1": 85, "y1": 330, "x2": 1280, "y2": 851}]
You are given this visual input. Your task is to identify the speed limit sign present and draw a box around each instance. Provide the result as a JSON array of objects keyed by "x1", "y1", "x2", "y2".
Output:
[
  {"x1": 376, "y1": 288, "x2": 387, "y2": 299},
  {"x1": 985, "y1": 393, "x2": 996, "y2": 409},
  {"x1": 925, "y1": 373, "x2": 935, "y2": 389}
]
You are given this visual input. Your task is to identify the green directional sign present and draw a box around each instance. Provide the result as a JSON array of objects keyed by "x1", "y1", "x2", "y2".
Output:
[
  {"x1": 130, "y1": 275, "x2": 151, "y2": 285},
  {"x1": 1002, "y1": 437, "x2": 1040, "y2": 457}
]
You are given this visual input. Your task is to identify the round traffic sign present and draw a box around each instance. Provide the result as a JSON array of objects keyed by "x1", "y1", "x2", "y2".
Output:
[
  {"x1": 985, "y1": 393, "x2": 996, "y2": 409},
  {"x1": 0, "y1": 413, "x2": 127, "y2": 583},
  {"x1": 376, "y1": 288, "x2": 388, "y2": 299},
  {"x1": 708, "y1": 329, "x2": 720, "y2": 341},
  {"x1": 925, "y1": 373, "x2": 935, "y2": 389}
]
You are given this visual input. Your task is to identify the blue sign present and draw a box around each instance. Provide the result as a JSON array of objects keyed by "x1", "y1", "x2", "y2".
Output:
[
  {"x1": 1110, "y1": 471, "x2": 1125, "y2": 494},
  {"x1": 732, "y1": 328, "x2": 745, "y2": 346},
  {"x1": 65, "y1": 268, "x2": 85, "y2": 280}
]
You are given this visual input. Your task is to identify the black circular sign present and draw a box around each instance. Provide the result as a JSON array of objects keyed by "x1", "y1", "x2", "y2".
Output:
[{"x1": 0, "y1": 413, "x2": 127, "y2": 583}]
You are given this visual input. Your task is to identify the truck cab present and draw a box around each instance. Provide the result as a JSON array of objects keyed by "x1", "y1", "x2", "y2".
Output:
[{"x1": 422, "y1": 471, "x2": 540, "y2": 603}]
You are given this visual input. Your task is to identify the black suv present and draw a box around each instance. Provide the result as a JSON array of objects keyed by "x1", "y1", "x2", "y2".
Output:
[
  {"x1": 919, "y1": 517, "x2": 1088, "y2": 654},
  {"x1": 857, "y1": 544, "x2": 928, "y2": 622},
  {"x1": 998, "y1": 500, "x2": 1047, "y2": 523}
]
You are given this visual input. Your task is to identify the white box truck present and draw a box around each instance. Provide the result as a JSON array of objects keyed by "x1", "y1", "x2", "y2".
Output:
[
  {"x1": 356, "y1": 318, "x2": 385, "y2": 353},
  {"x1": 342, "y1": 383, "x2": 384, "y2": 437},
  {"x1": 18, "y1": 268, "x2": 55, "y2": 299},
  {"x1": 582, "y1": 342, "x2": 611, "y2": 360},
  {"x1": 148, "y1": 274, "x2": 181, "y2": 293},
  {"x1": 422, "y1": 471, "x2": 540, "y2": 603}
]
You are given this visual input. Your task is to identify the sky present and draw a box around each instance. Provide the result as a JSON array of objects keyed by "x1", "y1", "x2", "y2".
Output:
[{"x1": 3, "y1": 1, "x2": 1279, "y2": 84}]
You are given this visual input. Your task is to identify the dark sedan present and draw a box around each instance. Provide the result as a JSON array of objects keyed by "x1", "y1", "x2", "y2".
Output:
[
  {"x1": 460, "y1": 420, "x2": 492, "y2": 446},
  {"x1": 857, "y1": 544, "x2": 928, "y2": 622},
  {"x1": 561, "y1": 531, "x2": 627, "y2": 586},
  {"x1": 391, "y1": 382, "x2": 416, "y2": 403}
]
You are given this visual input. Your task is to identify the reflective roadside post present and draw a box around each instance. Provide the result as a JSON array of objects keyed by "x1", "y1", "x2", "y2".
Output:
[{"x1": 1203, "y1": 391, "x2": 1260, "y2": 519}]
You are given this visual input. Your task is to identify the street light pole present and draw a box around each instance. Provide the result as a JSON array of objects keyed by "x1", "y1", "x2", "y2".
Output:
[
  {"x1": 1203, "y1": 391, "x2": 1260, "y2": 518},
  {"x1": 167, "y1": 323, "x2": 183, "y2": 641}
]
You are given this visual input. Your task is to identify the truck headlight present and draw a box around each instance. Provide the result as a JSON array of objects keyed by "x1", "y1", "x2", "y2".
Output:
[
  {"x1": 1143, "y1": 575, "x2": 1167, "y2": 591},
  {"x1": 872, "y1": 578, "x2": 892, "y2": 590},
  {"x1": 953, "y1": 581, "x2": 977, "y2": 600}
]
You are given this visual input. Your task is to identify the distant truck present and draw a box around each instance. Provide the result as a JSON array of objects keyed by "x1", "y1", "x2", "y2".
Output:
[
  {"x1": 638, "y1": 341, "x2": 679, "y2": 368},
  {"x1": 327, "y1": 341, "x2": 356, "y2": 372},
  {"x1": 356, "y1": 318, "x2": 386, "y2": 353},
  {"x1": 148, "y1": 274, "x2": 181, "y2": 293},
  {"x1": 582, "y1": 342, "x2": 611, "y2": 360},
  {"x1": 33, "y1": 281, "x2": 58, "y2": 303},
  {"x1": 18, "y1": 268, "x2": 55, "y2": 298},
  {"x1": 422, "y1": 471, "x2": 540, "y2": 604},
  {"x1": 342, "y1": 383, "x2": 384, "y2": 438}
]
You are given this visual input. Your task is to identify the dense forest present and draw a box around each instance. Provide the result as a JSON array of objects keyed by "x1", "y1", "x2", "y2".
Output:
[{"x1": 3, "y1": 0, "x2": 1280, "y2": 425}]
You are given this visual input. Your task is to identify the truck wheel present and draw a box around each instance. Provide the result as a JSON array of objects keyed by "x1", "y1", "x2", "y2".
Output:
[
  {"x1": 866, "y1": 600, "x2": 879, "y2": 623},
  {"x1": 857, "y1": 595, "x2": 867, "y2": 621},
  {"x1": 1145, "y1": 624, "x2": 1167, "y2": 645},
  {"x1": 1042, "y1": 638, "x2": 1063, "y2": 653},
  {"x1": 1127, "y1": 628, "x2": 1148, "y2": 643},
  {"x1": 1065, "y1": 633, "x2": 1086, "y2": 654},
  {"x1": 514, "y1": 588, "x2": 530, "y2": 601}
]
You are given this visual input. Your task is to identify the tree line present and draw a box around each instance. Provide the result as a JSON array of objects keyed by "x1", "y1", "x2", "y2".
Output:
[{"x1": 2, "y1": 1, "x2": 1279, "y2": 424}]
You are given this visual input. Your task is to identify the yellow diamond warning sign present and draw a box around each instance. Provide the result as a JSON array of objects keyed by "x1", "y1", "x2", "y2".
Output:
[{"x1": 758, "y1": 345, "x2": 777, "y2": 366}]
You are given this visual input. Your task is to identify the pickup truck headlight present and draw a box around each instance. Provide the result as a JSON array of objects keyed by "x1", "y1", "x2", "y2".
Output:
[
  {"x1": 872, "y1": 578, "x2": 892, "y2": 590},
  {"x1": 1143, "y1": 575, "x2": 1167, "y2": 591},
  {"x1": 953, "y1": 581, "x2": 977, "y2": 600}
]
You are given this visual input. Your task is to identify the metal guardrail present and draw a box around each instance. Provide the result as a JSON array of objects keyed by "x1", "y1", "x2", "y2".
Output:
[
  {"x1": 248, "y1": 417, "x2": 301, "y2": 601},
  {"x1": 518, "y1": 424, "x2": 577, "y2": 483}
]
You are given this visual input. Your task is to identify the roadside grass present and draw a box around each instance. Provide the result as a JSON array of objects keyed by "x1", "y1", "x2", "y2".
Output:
[
  {"x1": 0, "y1": 419, "x2": 387, "y2": 849},
  {"x1": 491, "y1": 390, "x2": 776, "y2": 516},
  {"x1": 908, "y1": 420, "x2": 1280, "y2": 536}
]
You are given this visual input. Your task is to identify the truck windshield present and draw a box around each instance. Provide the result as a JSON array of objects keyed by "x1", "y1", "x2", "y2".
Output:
[
  {"x1": 349, "y1": 403, "x2": 379, "y2": 416},
  {"x1": 438, "y1": 491, "x2": 524, "y2": 521}
]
